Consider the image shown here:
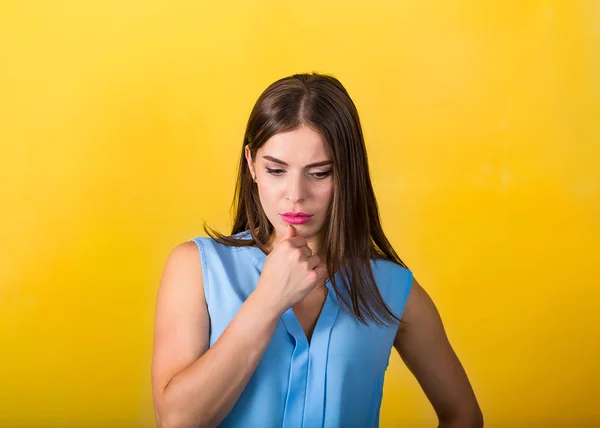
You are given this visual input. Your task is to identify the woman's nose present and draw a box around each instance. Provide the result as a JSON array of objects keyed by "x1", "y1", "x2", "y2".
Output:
[{"x1": 284, "y1": 176, "x2": 306, "y2": 202}]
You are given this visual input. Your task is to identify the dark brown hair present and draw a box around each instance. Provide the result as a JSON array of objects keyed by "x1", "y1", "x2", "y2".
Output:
[{"x1": 204, "y1": 72, "x2": 409, "y2": 325}]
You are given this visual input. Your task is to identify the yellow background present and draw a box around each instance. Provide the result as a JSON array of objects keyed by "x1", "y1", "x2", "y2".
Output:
[{"x1": 1, "y1": 1, "x2": 599, "y2": 426}]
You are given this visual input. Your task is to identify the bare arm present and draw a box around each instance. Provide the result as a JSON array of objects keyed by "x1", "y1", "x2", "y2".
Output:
[
  {"x1": 394, "y1": 277, "x2": 483, "y2": 428},
  {"x1": 151, "y1": 242, "x2": 282, "y2": 428}
]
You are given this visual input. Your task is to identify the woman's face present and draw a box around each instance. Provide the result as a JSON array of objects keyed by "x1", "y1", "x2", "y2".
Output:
[{"x1": 245, "y1": 124, "x2": 335, "y2": 245}]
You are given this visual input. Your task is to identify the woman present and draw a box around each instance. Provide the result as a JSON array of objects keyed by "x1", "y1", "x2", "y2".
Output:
[{"x1": 151, "y1": 73, "x2": 483, "y2": 428}]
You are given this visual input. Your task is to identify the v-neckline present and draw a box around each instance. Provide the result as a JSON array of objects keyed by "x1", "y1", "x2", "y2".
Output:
[
  {"x1": 291, "y1": 285, "x2": 328, "y2": 344},
  {"x1": 236, "y1": 230, "x2": 341, "y2": 347}
]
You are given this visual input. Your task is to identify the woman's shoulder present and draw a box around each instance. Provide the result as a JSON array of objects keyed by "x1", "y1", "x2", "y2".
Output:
[
  {"x1": 187, "y1": 231, "x2": 256, "y2": 272},
  {"x1": 188, "y1": 230, "x2": 251, "y2": 253},
  {"x1": 161, "y1": 234, "x2": 245, "y2": 284},
  {"x1": 163, "y1": 234, "x2": 244, "y2": 300},
  {"x1": 371, "y1": 257, "x2": 412, "y2": 278},
  {"x1": 370, "y1": 258, "x2": 414, "y2": 308},
  {"x1": 158, "y1": 240, "x2": 207, "y2": 305}
]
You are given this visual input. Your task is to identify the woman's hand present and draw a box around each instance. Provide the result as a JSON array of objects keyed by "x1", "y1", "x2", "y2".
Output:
[{"x1": 254, "y1": 224, "x2": 328, "y2": 315}]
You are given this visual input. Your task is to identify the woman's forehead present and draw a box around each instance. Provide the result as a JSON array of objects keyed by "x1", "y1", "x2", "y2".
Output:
[{"x1": 259, "y1": 126, "x2": 331, "y2": 164}]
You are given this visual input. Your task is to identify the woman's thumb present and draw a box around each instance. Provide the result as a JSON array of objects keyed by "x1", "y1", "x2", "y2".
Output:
[{"x1": 282, "y1": 224, "x2": 295, "y2": 240}]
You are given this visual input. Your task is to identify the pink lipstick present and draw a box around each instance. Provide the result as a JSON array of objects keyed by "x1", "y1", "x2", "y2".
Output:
[{"x1": 280, "y1": 211, "x2": 313, "y2": 225}]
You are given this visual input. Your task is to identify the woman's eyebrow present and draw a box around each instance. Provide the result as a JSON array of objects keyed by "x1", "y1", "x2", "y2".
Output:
[{"x1": 262, "y1": 155, "x2": 332, "y2": 168}]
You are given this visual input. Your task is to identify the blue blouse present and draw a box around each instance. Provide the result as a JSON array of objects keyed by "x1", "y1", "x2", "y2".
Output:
[{"x1": 190, "y1": 231, "x2": 413, "y2": 427}]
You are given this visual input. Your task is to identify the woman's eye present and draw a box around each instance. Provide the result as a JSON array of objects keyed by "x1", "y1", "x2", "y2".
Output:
[
  {"x1": 266, "y1": 168, "x2": 332, "y2": 179},
  {"x1": 311, "y1": 171, "x2": 332, "y2": 179},
  {"x1": 266, "y1": 167, "x2": 284, "y2": 176}
]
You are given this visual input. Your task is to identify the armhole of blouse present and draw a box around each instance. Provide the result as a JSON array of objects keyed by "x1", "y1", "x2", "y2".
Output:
[
  {"x1": 189, "y1": 238, "x2": 209, "y2": 304},
  {"x1": 398, "y1": 268, "x2": 414, "y2": 321}
]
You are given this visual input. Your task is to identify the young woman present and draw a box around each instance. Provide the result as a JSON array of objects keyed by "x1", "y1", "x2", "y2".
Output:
[{"x1": 151, "y1": 73, "x2": 483, "y2": 428}]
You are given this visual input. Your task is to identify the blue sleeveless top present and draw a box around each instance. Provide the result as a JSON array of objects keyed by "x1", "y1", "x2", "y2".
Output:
[{"x1": 190, "y1": 231, "x2": 413, "y2": 428}]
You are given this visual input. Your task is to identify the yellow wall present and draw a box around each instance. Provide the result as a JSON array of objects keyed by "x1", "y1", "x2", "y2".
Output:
[{"x1": 1, "y1": 1, "x2": 598, "y2": 426}]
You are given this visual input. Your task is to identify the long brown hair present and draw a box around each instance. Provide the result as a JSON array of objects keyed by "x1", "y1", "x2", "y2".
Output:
[{"x1": 204, "y1": 73, "x2": 409, "y2": 325}]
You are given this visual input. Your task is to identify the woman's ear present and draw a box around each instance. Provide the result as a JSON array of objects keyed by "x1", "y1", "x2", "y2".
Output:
[{"x1": 244, "y1": 145, "x2": 256, "y2": 180}]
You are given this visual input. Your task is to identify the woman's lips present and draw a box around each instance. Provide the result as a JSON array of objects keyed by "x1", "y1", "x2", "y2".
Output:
[{"x1": 280, "y1": 213, "x2": 312, "y2": 225}]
